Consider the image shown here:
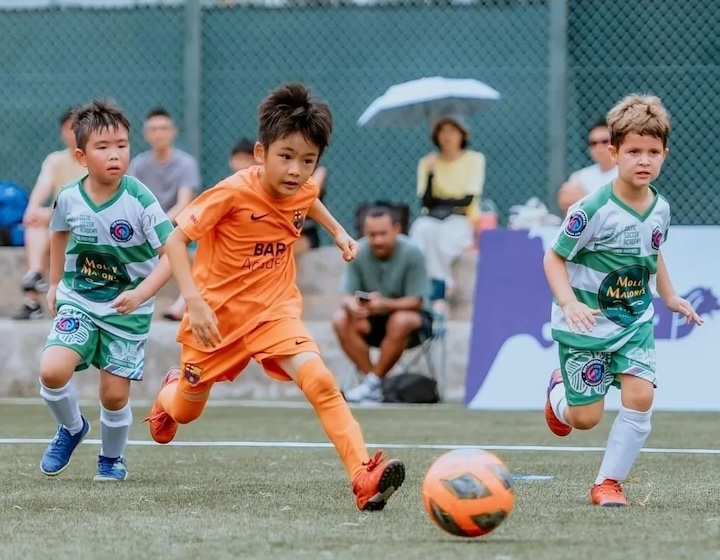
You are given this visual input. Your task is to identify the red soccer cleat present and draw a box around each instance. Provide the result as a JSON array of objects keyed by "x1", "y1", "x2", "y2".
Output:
[
  {"x1": 591, "y1": 479, "x2": 629, "y2": 507},
  {"x1": 352, "y1": 450, "x2": 405, "y2": 511},
  {"x1": 545, "y1": 369, "x2": 572, "y2": 437},
  {"x1": 143, "y1": 368, "x2": 180, "y2": 444}
]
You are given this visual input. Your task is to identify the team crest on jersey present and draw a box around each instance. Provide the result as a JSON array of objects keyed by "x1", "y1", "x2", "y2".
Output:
[
  {"x1": 651, "y1": 226, "x2": 663, "y2": 250},
  {"x1": 292, "y1": 209, "x2": 305, "y2": 230},
  {"x1": 564, "y1": 210, "x2": 588, "y2": 238},
  {"x1": 183, "y1": 363, "x2": 202, "y2": 386},
  {"x1": 110, "y1": 219, "x2": 134, "y2": 242}
]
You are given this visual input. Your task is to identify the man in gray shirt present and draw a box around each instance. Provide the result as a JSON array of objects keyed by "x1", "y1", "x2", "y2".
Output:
[
  {"x1": 128, "y1": 107, "x2": 201, "y2": 319},
  {"x1": 128, "y1": 107, "x2": 200, "y2": 223},
  {"x1": 333, "y1": 205, "x2": 432, "y2": 403}
]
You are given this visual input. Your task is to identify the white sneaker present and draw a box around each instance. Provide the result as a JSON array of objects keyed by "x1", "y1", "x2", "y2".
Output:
[{"x1": 344, "y1": 376, "x2": 383, "y2": 403}]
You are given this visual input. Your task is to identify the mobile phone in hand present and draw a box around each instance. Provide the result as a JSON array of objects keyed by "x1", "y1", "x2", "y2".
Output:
[{"x1": 355, "y1": 290, "x2": 371, "y2": 304}]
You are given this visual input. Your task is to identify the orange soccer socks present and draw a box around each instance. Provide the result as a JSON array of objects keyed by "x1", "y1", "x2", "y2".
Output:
[
  {"x1": 295, "y1": 358, "x2": 406, "y2": 510},
  {"x1": 145, "y1": 368, "x2": 208, "y2": 443},
  {"x1": 296, "y1": 358, "x2": 369, "y2": 480}
]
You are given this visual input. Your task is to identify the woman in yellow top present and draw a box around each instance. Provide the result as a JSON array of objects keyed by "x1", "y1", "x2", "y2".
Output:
[{"x1": 410, "y1": 115, "x2": 485, "y2": 307}]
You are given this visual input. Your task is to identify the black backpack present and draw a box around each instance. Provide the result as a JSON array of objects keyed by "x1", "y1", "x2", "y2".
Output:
[{"x1": 383, "y1": 373, "x2": 440, "y2": 404}]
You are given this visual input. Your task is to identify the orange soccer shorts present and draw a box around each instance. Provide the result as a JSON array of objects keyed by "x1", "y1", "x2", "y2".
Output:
[{"x1": 177, "y1": 318, "x2": 319, "y2": 395}]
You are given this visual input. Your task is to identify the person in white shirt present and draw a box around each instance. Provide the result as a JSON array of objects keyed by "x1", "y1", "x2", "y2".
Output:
[
  {"x1": 557, "y1": 119, "x2": 617, "y2": 216},
  {"x1": 13, "y1": 107, "x2": 85, "y2": 320}
]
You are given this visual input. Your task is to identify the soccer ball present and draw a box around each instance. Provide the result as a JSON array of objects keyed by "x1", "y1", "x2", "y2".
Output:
[{"x1": 422, "y1": 448, "x2": 514, "y2": 538}]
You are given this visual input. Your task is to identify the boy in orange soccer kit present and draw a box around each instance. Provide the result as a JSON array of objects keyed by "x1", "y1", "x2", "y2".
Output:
[{"x1": 146, "y1": 83, "x2": 405, "y2": 511}]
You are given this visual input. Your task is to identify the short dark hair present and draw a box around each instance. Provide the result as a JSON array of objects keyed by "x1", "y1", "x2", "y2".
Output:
[
  {"x1": 364, "y1": 205, "x2": 398, "y2": 224},
  {"x1": 432, "y1": 117, "x2": 469, "y2": 150},
  {"x1": 60, "y1": 106, "x2": 79, "y2": 127},
  {"x1": 588, "y1": 118, "x2": 609, "y2": 135},
  {"x1": 145, "y1": 107, "x2": 172, "y2": 121},
  {"x1": 257, "y1": 83, "x2": 332, "y2": 157},
  {"x1": 230, "y1": 138, "x2": 255, "y2": 157},
  {"x1": 73, "y1": 99, "x2": 131, "y2": 151}
]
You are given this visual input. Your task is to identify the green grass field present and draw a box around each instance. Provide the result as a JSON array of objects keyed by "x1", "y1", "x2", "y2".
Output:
[{"x1": 1, "y1": 402, "x2": 719, "y2": 560}]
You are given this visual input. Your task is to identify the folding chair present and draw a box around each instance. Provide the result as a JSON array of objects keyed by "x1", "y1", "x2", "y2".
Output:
[{"x1": 342, "y1": 317, "x2": 448, "y2": 402}]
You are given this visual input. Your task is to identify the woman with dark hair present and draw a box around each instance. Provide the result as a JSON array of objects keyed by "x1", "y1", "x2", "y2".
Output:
[{"x1": 410, "y1": 115, "x2": 485, "y2": 310}]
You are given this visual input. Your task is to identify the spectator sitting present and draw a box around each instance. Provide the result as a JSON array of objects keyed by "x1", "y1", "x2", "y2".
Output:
[
  {"x1": 229, "y1": 138, "x2": 256, "y2": 173},
  {"x1": 128, "y1": 107, "x2": 201, "y2": 321},
  {"x1": 333, "y1": 205, "x2": 433, "y2": 404},
  {"x1": 557, "y1": 118, "x2": 617, "y2": 216},
  {"x1": 128, "y1": 107, "x2": 200, "y2": 223},
  {"x1": 13, "y1": 106, "x2": 85, "y2": 320},
  {"x1": 409, "y1": 114, "x2": 485, "y2": 313}
]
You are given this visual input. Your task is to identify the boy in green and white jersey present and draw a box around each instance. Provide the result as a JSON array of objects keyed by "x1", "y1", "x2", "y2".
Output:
[
  {"x1": 543, "y1": 94, "x2": 703, "y2": 507},
  {"x1": 39, "y1": 100, "x2": 173, "y2": 481}
]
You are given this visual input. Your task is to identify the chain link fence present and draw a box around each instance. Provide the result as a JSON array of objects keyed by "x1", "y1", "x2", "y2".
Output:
[
  {"x1": 1, "y1": 0, "x2": 718, "y2": 235},
  {"x1": 568, "y1": 0, "x2": 720, "y2": 226}
]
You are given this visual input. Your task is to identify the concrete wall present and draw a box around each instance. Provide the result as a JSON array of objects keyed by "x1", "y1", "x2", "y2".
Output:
[{"x1": 0, "y1": 247, "x2": 478, "y2": 401}]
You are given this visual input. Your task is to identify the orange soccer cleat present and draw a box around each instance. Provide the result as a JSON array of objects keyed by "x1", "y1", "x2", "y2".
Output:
[
  {"x1": 143, "y1": 368, "x2": 180, "y2": 444},
  {"x1": 545, "y1": 369, "x2": 573, "y2": 437},
  {"x1": 352, "y1": 450, "x2": 406, "y2": 511},
  {"x1": 591, "y1": 479, "x2": 629, "y2": 507}
]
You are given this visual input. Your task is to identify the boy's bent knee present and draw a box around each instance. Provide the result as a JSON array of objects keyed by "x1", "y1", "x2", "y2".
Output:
[
  {"x1": 567, "y1": 403, "x2": 603, "y2": 430},
  {"x1": 39, "y1": 365, "x2": 73, "y2": 389},
  {"x1": 100, "y1": 394, "x2": 129, "y2": 411},
  {"x1": 619, "y1": 375, "x2": 654, "y2": 412},
  {"x1": 296, "y1": 360, "x2": 340, "y2": 403},
  {"x1": 332, "y1": 310, "x2": 350, "y2": 334},
  {"x1": 300, "y1": 367, "x2": 337, "y2": 395}
]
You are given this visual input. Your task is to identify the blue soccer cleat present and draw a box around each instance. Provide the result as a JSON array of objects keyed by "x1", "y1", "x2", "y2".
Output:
[
  {"x1": 93, "y1": 455, "x2": 128, "y2": 482},
  {"x1": 40, "y1": 416, "x2": 91, "y2": 476}
]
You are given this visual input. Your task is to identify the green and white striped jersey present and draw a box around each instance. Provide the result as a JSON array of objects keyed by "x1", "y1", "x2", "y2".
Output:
[
  {"x1": 551, "y1": 183, "x2": 671, "y2": 351},
  {"x1": 50, "y1": 175, "x2": 173, "y2": 336}
]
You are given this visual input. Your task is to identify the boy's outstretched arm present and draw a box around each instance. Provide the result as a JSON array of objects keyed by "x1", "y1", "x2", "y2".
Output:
[
  {"x1": 307, "y1": 198, "x2": 357, "y2": 262},
  {"x1": 657, "y1": 250, "x2": 702, "y2": 326},
  {"x1": 166, "y1": 228, "x2": 222, "y2": 347},
  {"x1": 544, "y1": 248, "x2": 599, "y2": 333}
]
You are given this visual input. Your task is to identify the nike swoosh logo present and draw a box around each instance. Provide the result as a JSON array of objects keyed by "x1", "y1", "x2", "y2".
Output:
[
  {"x1": 295, "y1": 340, "x2": 304, "y2": 345},
  {"x1": 251, "y1": 213, "x2": 270, "y2": 221}
]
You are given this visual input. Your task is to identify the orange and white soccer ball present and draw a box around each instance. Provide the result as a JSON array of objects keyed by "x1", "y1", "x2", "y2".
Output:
[{"x1": 422, "y1": 449, "x2": 515, "y2": 538}]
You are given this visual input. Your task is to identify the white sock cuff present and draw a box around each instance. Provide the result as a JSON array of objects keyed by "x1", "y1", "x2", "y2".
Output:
[
  {"x1": 100, "y1": 403, "x2": 133, "y2": 427},
  {"x1": 619, "y1": 405, "x2": 652, "y2": 421},
  {"x1": 39, "y1": 380, "x2": 75, "y2": 401},
  {"x1": 619, "y1": 405, "x2": 652, "y2": 434},
  {"x1": 549, "y1": 383, "x2": 569, "y2": 425},
  {"x1": 366, "y1": 372, "x2": 382, "y2": 386}
]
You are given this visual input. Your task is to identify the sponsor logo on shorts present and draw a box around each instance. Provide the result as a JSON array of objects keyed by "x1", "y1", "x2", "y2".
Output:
[
  {"x1": 107, "y1": 339, "x2": 143, "y2": 369},
  {"x1": 55, "y1": 316, "x2": 80, "y2": 334},
  {"x1": 53, "y1": 311, "x2": 92, "y2": 346},
  {"x1": 184, "y1": 363, "x2": 202, "y2": 386},
  {"x1": 581, "y1": 358, "x2": 606, "y2": 387}
]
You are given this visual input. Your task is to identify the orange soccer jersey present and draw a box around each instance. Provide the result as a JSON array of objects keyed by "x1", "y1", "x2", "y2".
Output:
[{"x1": 174, "y1": 166, "x2": 319, "y2": 351}]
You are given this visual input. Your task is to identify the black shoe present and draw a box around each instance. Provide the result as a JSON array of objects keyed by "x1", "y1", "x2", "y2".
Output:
[
  {"x1": 21, "y1": 271, "x2": 48, "y2": 293},
  {"x1": 12, "y1": 300, "x2": 45, "y2": 320}
]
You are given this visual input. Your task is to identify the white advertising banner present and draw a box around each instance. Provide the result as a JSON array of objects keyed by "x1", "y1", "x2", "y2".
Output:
[{"x1": 465, "y1": 226, "x2": 720, "y2": 411}]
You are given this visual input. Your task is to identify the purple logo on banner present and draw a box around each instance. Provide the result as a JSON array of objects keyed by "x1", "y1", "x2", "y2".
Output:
[
  {"x1": 465, "y1": 230, "x2": 554, "y2": 404},
  {"x1": 464, "y1": 230, "x2": 720, "y2": 405}
]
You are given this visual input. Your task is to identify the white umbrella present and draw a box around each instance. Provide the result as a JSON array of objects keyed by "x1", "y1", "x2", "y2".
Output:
[{"x1": 357, "y1": 76, "x2": 501, "y2": 127}]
